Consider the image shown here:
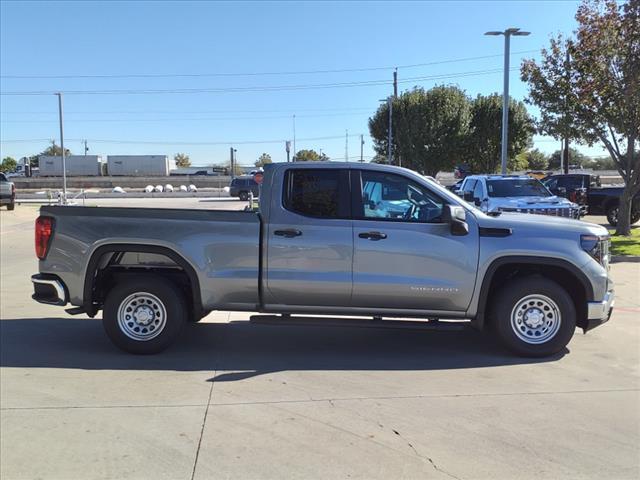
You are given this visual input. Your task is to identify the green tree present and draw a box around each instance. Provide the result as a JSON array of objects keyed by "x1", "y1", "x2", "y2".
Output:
[
  {"x1": 255, "y1": 153, "x2": 273, "y2": 167},
  {"x1": 463, "y1": 94, "x2": 535, "y2": 173},
  {"x1": 39, "y1": 141, "x2": 71, "y2": 157},
  {"x1": 294, "y1": 149, "x2": 328, "y2": 161},
  {"x1": 548, "y1": 147, "x2": 588, "y2": 169},
  {"x1": 0, "y1": 156, "x2": 17, "y2": 173},
  {"x1": 522, "y1": 0, "x2": 640, "y2": 235},
  {"x1": 369, "y1": 86, "x2": 470, "y2": 176},
  {"x1": 174, "y1": 153, "x2": 191, "y2": 168},
  {"x1": 525, "y1": 149, "x2": 550, "y2": 170}
]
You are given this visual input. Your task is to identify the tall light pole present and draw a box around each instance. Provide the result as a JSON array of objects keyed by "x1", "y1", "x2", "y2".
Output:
[
  {"x1": 55, "y1": 92, "x2": 67, "y2": 204},
  {"x1": 485, "y1": 27, "x2": 530, "y2": 174}
]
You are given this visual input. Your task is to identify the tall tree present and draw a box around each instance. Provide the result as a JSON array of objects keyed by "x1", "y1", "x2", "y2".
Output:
[
  {"x1": 369, "y1": 86, "x2": 471, "y2": 176},
  {"x1": 1, "y1": 156, "x2": 17, "y2": 173},
  {"x1": 174, "y1": 153, "x2": 191, "y2": 168},
  {"x1": 463, "y1": 94, "x2": 535, "y2": 173},
  {"x1": 39, "y1": 141, "x2": 71, "y2": 158},
  {"x1": 522, "y1": 0, "x2": 640, "y2": 235},
  {"x1": 255, "y1": 153, "x2": 272, "y2": 167},
  {"x1": 525, "y1": 149, "x2": 550, "y2": 170},
  {"x1": 548, "y1": 147, "x2": 588, "y2": 169},
  {"x1": 294, "y1": 149, "x2": 328, "y2": 161}
]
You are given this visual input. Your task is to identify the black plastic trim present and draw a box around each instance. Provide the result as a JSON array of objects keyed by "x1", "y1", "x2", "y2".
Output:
[
  {"x1": 474, "y1": 256, "x2": 595, "y2": 329},
  {"x1": 479, "y1": 227, "x2": 512, "y2": 237},
  {"x1": 83, "y1": 244, "x2": 202, "y2": 318}
]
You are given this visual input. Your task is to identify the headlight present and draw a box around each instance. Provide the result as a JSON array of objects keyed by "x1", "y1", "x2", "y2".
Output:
[{"x1": 581, "y1": 234, "x2": 610, "y2": 266}]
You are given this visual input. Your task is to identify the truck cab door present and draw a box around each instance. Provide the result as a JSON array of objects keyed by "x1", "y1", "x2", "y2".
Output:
[
  {"x1": 350, "y1": 170, "x2": 479, "y2": 312},
  {"x1": 264, "y1": 168, "x2": 353, "y2": 307}
]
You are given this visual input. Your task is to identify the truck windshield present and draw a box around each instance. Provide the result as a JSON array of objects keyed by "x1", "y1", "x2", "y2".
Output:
[{"x1": 486, "y1": 179, "x2": 551, "y2": 198}]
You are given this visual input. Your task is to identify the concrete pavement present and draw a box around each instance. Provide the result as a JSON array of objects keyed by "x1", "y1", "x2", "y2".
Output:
[{"x1": 1, "y1": 201, "x2": 638, "y2": 479}]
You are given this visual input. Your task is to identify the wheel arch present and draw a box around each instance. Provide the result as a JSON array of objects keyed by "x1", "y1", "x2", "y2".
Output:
[
  {"x1": 83, "y1": 244, "x2": 202, "y2": 318},
  {"x1": 474, "y1": 256, "x2": 594, "y2": 331}
]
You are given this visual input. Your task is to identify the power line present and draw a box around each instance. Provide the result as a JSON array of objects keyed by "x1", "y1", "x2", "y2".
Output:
[
  {"x1": 0, "y1": 67, "x2": 516, "y2": 96},
  {"x1": 0, "y1": 112, "x2": 373, "y2": 124},
  {"x1": 0, "y1": 106, "x2": 375, "y2": 115},
  {"x1": 0, "y1": 50, "x2": 538, "y2": 79},
  {"x1": 3, "y1": 134, "x2": 364, "y2": 146}
]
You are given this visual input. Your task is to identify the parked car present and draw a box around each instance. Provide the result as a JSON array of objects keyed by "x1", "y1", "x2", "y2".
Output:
[
  {"x1": 458, "y1": 175, "x2": 581, "y2": 218},
  {"x1": 0, "y1": 173, "x2": 16, "y2": 210},
  {"x1": 229, "y1": 176, "x2": 260, "y2": 200},
  {"x1": 32, "y1": 162, "x2": 613, "y2": 357},
  {"x1": 543, "y1": 173, "x2": 640, "y2": 226}
]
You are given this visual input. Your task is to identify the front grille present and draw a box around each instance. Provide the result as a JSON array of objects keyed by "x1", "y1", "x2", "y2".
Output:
[{"x1": 507, "y1": 207, "x2": 575, "y2": 217}]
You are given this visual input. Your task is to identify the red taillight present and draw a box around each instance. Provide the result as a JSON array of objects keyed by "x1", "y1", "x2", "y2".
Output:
[{"x1": 35, "y1": 216, "x2": 54, "y2": 260}]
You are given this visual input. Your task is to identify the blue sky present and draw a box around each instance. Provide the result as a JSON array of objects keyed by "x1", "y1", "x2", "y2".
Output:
[{"x1": 0, "y1": 0, "x2": 599, "y2": 166}]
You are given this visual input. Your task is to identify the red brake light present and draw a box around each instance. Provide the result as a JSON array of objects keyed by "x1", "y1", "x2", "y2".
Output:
[{"x1": 35, "y1": 216, "x2": 54, "y2": 260}]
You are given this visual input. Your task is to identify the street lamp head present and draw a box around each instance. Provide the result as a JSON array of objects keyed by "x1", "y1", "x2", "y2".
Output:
[
  {"x1": 484, "y1": 31, "x2": 503, "y2": 36},
  {"x1": 512, "y1": 31, "x2": 531, "y2": 36}
]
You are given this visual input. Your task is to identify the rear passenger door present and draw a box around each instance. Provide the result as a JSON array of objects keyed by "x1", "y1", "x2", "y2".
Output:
[{"x1": 265, "y1": 168, "x2": 353, "y2": 307}]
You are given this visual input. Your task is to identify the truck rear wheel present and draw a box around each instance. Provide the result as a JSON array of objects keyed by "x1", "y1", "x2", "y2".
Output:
[
  {"x1": 103, "y1": 275, "x2": 187, "y2": 354},
  {"x1": 491, "y1": 277, "x2": 576, "y2": 357},
  {"x1": 238, "y1": 191, "x2": 249, "y2": 201}
]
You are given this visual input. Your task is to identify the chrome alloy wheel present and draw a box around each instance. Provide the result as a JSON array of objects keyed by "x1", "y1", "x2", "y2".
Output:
[
  {"x1": 117, "y1": 292, "x2": 167, "y2": 341},
  {"x1": 510, "y1": 294, "x2": 561, "y2": 344}
]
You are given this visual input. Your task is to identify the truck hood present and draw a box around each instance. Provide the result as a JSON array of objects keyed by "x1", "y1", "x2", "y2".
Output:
[
  {"x1": 488, "y1": 195, "x2": 574, "y2": 208},
  {"x1": 476, "y1": 211, "x2": 608, "y2": 236}
]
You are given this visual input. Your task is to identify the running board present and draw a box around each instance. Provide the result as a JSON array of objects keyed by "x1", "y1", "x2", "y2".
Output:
[{"x1": 249, "y1": 315, "x2": 467, "y2": 331}]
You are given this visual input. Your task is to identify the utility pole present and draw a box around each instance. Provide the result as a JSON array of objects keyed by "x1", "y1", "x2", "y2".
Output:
[
  {"x1": 393, "y1": 68, "x2": 398, "y2": 98},
  {"x1": 292, "y1": 115, "x2": 296, "y2": 160},
  {"x1": 387, "y1": 97, "x2": 393, "y2": 165},
  {"x1": 230, "y1": 147, "x2": 235, "y2": 179},
  {"x1": 345, "y1": 130, "x2": 349, "y2": 162},
  {"x1": 83, "y1": 139, "x2": 88, "y2": 156},
  {"x1": 286, "y1": 141, "x2": 291, "y2": 163},
  {"x1": 360, "y1": 134, "x2": 364, "y2": 162},
  {"x1": 55, "y1": 92, "x2": 67, "y2": 204},
  {"x1": 563, "y1": 48, "x2": 570, "y2": 174},
  {"x1": 485, "y1": 28, "x2": 531, "y2": 174}
]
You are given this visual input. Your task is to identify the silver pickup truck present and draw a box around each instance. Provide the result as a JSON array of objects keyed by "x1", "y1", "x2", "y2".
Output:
[{"x1": 32, "y1": 162, "x2": 614, "y2": 357}]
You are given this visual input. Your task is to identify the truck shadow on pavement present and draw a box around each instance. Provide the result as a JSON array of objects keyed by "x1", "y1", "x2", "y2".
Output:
[{"x1": 0, "y1": 318, "x2": 564, "y2": 378}]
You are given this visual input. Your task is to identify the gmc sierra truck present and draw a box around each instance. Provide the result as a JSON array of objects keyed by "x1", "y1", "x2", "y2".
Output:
[{"x1": 31, "y1": 162, "x2": 614, "y2": 357}]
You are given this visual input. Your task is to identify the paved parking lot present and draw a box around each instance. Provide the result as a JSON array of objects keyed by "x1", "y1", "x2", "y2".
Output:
[{"x1": 1, "y1": 200, "x2": 639, "y2": 479}]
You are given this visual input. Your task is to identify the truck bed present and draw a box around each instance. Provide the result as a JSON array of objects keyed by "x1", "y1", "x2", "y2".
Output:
[{"x1": 38, "y1": 206, "x2": 262, "y2": 310}]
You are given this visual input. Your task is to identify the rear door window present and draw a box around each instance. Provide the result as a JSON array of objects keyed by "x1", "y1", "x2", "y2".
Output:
[{"x1": 283, "y1": 169, "x2": 348, "y2": 219}]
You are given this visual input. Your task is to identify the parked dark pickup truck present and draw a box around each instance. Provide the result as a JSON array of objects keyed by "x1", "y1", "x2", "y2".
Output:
[
  {"x1": 32, "y1": 162, "x2": 614, "y2": 357},
  {"x1": 543, "y1": 173, "x2": 640, "y2": 226}
]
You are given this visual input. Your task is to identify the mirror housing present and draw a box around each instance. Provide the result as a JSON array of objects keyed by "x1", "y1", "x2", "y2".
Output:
[
  {"x1": 473, "y1": 197, "x2": 482, "y2": 206},
  {"x1": 442, "y1": 205, "x2": 469, "y2": 236}
]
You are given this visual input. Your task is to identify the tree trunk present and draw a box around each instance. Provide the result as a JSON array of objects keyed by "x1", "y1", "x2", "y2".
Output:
[{"x1": 615, "y1": 184, "x2": 633, "y2": 236}]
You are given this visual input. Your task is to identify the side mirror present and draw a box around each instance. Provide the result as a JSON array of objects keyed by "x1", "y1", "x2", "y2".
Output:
[
  {"x1": 473, "y1": 197, "x2": 482, "y2": 207},
  {"x1": 442, "y1": 205, "x2": 469, "y2": 236},
  {"x1": 463, "y1": 191, "x2": 474, "y2": 202}
]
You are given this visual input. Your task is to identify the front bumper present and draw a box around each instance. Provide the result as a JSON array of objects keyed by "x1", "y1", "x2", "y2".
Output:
[
  {"x1": 31, "y1": 274, "x2": 67, "y2": 306},
  {"x1": 584, "y1": 289, "x2": 614, "y2": 332}
]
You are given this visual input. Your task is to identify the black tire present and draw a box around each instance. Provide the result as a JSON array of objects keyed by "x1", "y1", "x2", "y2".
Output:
[
  {"x1": 606, "y1": 205, "x2": 619, "y2": 226},
  {"x1": 7, "y1": 202, "x2": 15, "y2": 211},
  {"x1": 238, "y1": 191, "x2": 249, "y2": 201},
  {"x1": 102, "y1": 275, "x2": 187, "y2": 354},
  {"x1": 490, "y1": 276, "x2": 576, "y2": 357},
  {"x1": 607, "y1": 205, "x2": 640, "y2": 226}
]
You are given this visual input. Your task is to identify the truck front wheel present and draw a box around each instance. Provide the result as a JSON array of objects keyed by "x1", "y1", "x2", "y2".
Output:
[
  {"x1": 491, "y1": 277, "x2": 576, "y2": 357},
  {"x1": 103, "y1": 276, "x2": 187, "y2": 354}
]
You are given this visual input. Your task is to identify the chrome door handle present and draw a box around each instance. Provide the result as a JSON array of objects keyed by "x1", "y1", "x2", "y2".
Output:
[
  {"x1": 358, "y1": 231, "x2": 387, "y2": 241},
  {"x1": 274, "y1": 229, "x2": 302, "y2": 238}
]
